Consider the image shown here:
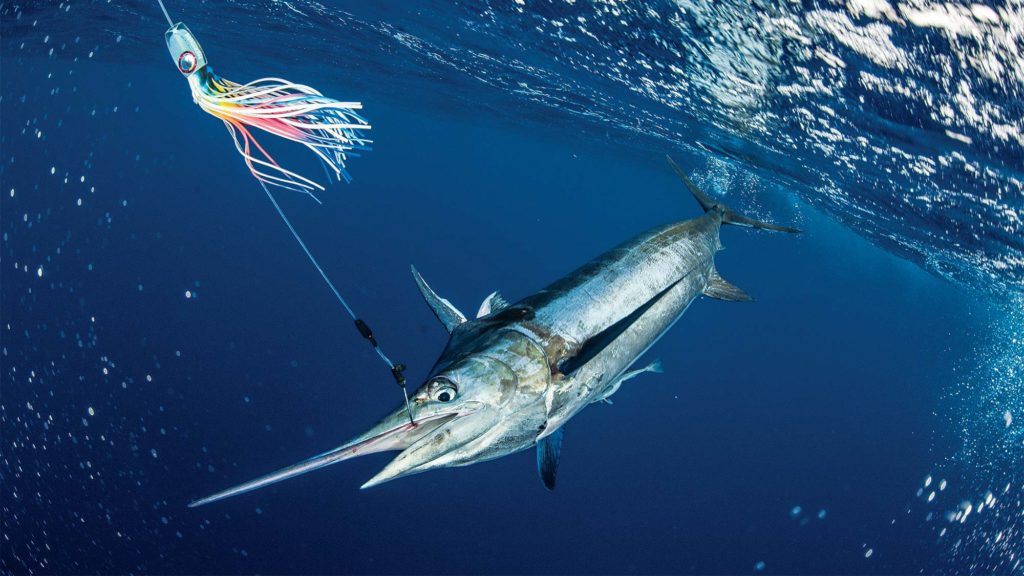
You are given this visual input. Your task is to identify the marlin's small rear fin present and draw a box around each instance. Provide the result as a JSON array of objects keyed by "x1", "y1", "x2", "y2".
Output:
[
  {"x1": 704, "y1": 269, "x2": 752, "y2": 302},
  {"x1": 665, "y1": 155, "x2": 801, "y2": 234},
  {"x1": 411, "y1": 265, "x2": 467, "y2": 333},
  {"x1": 537, "y1": 427, "x2": 564, "y2": 491}
]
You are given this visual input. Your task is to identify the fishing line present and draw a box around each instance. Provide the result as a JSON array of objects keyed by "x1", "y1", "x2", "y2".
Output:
[
  {"x1": 157, "y1": 0, "x2": 415, "y2": 424},
  {"x1": 156, "y1": 0, "x2": 174, "y2": 27},
  {"x1": 259, "y1": 180, "x2": 414, "y2": 423}
]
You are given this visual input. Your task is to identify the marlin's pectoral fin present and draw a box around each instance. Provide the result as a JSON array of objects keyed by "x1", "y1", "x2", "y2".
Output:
[
  {"x1": 559, "y1": 278, "x2": 683, "y2": 376},
  {"x1": 536, "y1": 427, "x2": 564, "y2": 491},
  {"x1": 411, "y1": 265, "x2": 467, "y2": 332},
  {"x1": 704, "y1": 269, "x2": 752, "y2": 302}
]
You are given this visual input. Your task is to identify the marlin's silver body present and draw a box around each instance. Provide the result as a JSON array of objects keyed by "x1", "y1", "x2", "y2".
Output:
[
  {"x1": 188, "y1": 157, "x2": 797, "y2": 507},
  {"x1": 524, "y1": 213, "x2": 721, "y2": 436}
]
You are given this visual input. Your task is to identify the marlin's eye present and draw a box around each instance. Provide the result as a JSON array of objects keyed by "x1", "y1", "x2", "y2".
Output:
[{"x1": 431, "y1": 384, "x2": 457, "y2": 403}]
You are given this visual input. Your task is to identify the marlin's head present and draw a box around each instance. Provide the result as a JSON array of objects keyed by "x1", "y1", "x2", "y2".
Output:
[{"x1": 358, "y1": 328, "x2": 551, "y2": 488}]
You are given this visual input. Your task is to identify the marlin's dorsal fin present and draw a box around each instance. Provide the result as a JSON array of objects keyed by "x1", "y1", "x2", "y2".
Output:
[
  {"x1": 704, "y1": 269, "x2": 752, "y2": 302},
  {"x1": 411, "y1": 265, "x2": 467, "y2": 333},
  {"x1": 476, "y1": 291, "x2": 510, "y2": 318},
  {"x1": 536, "y1": 427, "x2": 564, "y2": 491}
]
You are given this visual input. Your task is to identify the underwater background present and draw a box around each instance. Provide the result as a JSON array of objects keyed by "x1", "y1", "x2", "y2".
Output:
[{"x1": 2, "y1": 0, "x2": 1022, "y2": 573}]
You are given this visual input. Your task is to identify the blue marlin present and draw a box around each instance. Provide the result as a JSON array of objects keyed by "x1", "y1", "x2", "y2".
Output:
[{"x1": 188, "y1": 156, "x2": 798, "y2": 507}]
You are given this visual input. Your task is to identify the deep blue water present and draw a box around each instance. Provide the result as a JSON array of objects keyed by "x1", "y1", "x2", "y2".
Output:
[{"x1": 2, "y1": 1, "x2": 1022, "y2": 574}]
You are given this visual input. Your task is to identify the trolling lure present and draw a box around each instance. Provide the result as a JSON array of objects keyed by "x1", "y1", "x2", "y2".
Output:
[
  {"x1": 164, "y1": 22, "x2": 371, "y2": 197},
  {"x1": 157, "y1": 2, "x2": 414, "y2": 421}
]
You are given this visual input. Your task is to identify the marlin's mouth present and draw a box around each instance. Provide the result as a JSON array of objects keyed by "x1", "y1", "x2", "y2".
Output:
[
  {"x1": 339, "y1": 410, "x2": 461, "y2": 456},
  {"x1": 187, "y1": 410, "x2": 462, "y2": 508},
  {"x1": 360, "y1": 403, "x2": 493, "y2": 489}
]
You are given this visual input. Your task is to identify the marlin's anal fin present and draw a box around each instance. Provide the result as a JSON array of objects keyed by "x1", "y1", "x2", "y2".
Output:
[
  {"x1": 594, "y1": 359, "x2": 664, "y2": 404},
  {"x1": 536, "y1": 427, "x2": 564, "y2": 491},
  {"x1": 411, "y1": 265, "x2": 467, "y2": 333},
  {"x1": 704, "y1": 269, "x2": 752, "y2": 302}
]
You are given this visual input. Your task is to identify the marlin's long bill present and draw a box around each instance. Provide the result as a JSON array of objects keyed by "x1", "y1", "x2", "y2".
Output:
[
  {"x1": 188, "y1": 411, "x2": 460, "y2": 507},
  {"x1": 188, "y1": 446, "x2": 354, "y2": 508}
]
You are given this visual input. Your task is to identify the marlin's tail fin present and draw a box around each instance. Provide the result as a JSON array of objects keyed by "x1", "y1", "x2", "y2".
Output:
[{"x1": 666, "y1": 155, "x2": 801, "y2": 234}]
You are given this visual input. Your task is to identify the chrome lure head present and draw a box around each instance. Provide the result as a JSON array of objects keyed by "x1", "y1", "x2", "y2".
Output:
[{"x1": 165, "y1": 23, "x2": 208, "y2": 77}]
